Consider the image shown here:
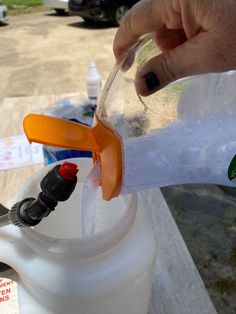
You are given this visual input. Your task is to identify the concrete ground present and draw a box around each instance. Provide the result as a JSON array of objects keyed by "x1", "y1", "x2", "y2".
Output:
[
  {"x1": 0, "y1": 11, "x2": 236, "y2": 314},
  {"x1": 0, "y1": 11, "x2": 117, "y2": 105}
]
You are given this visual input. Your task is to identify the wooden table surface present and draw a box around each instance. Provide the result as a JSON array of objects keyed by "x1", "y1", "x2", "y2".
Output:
[{"x1": 0, "y1": 95, "x2": 217, "y2": 314}]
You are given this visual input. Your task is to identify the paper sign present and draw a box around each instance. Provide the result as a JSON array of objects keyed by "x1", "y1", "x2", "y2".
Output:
[{"x1": 0, "y1": 135, "x2": 44, "y2": 170}]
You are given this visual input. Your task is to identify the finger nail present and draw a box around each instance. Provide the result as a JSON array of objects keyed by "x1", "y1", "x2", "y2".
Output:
[{"x1": 144, "y1": 72, "x2": 160, "y2": 91}]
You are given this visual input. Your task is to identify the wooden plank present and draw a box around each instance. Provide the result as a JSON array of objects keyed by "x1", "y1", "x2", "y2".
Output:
[{"x1": 138, "y1": 190, "x2": 217, "y2": 314}]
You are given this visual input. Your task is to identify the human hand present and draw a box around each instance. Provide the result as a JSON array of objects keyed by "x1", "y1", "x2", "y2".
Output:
[{"x1": 113, "y1": 0, "x2": 236, "y2": 96}]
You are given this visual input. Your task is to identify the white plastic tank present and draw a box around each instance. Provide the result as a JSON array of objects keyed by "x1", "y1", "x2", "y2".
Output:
[{"x1": 0, "y1": 158, "x2": 157, "y2": 314}]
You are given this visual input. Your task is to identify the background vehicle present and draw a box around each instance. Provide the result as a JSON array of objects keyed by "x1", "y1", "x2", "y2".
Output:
[
  {"x1": 0, "y1": 1, "x2": 8, "y2": 24},
  {"x1": 43, "y1": 0, "x2": 69, "y2": 15},
  {"x1": 69, "y1": 0, "x2": 139, "y2": 26}
]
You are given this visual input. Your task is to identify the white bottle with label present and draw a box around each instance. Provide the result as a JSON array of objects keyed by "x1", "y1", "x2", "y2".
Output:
[{"x1": 86, "y1": 61, "x2": 102, "y2": 106}]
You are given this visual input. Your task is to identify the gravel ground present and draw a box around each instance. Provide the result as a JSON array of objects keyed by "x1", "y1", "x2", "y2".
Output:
[{"x1": 162, "y1": 185, "x2": 236, "y2": 314}]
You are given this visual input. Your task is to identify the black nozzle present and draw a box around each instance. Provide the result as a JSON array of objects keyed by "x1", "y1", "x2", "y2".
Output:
[
  {"x1": 41, "y1": 164, "x2": 77, "y2": 202},
  {"x1": 11, "y1": 162, "x2": 78, "y2": 227}
]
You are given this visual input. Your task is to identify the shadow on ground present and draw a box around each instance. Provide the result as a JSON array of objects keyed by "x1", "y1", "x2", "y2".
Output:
[
  {"x1": 0, "y1": 22, "x2": 8, "y2": 27},
  {"x1": 68, "y1": 20, "x2": 114, "y2": 30},
  {"x1": 44, "y1": 12, "x2": 69, "y2": 17}
]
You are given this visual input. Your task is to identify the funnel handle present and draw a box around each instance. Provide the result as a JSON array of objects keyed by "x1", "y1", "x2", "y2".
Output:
[{"x1": 23, "y1": 114, "x2": 100, "y2": 152}]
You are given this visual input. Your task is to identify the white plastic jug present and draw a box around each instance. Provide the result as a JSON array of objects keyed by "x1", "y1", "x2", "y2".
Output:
[{"x1": 0, "y1": 158, "x2": 157, "y2": 314}]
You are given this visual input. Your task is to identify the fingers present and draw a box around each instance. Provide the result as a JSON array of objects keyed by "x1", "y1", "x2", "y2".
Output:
[
  {"x1": 113, "y1": 0, "x2": 164, "y2": 60},
  {"x1": 114, "y1": 0, "x2": 236, "y2": 97},
  {"x1": 153, "y1": 27, "x2": 187, "y2": 52},
  {"x1": 135, "y1": 31, "x2": 232, "y2": 96}
]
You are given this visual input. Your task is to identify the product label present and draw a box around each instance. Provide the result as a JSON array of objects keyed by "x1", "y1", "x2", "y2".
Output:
[
  {"x1": 0, "y1": 277, "x2": 19, "y2": 313},
  {"x1": 88, "y1": 82, "x2": 101, "y2": 100},
  {"x1": 228, "y1": 155, "x2": 236, "y2": 182}
]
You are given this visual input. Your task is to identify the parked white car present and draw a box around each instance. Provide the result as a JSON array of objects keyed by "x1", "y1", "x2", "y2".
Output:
[
  {"x1": 43, "y1": 0, "x2": 68, "y2": 15},
  {"x1": 0, "y1": 1, "x2": 8, "y2": 24}
]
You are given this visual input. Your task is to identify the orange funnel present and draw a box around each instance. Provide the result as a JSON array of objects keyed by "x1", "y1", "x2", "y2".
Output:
[{"x1": 23, "y1": 114, "x2": 122, "y2": 201}]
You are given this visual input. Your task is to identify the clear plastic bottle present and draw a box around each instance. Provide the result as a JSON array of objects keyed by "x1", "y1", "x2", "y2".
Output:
[
  {"x1": 86, "y1": 61, "x2": 102, "y2": 106},
  {"x1": 96, "y1": 35, "x2": 236, "y2": 196}
]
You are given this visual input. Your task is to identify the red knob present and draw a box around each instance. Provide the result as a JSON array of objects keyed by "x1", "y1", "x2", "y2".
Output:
[{"x1": 58, "y1": 162, "x2": 78, "y2": 180}]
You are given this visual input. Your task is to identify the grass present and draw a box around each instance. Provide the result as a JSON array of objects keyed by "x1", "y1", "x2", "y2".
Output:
[{"x1": 3, "y1": 0, "x2": 48, "y2": 15}]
